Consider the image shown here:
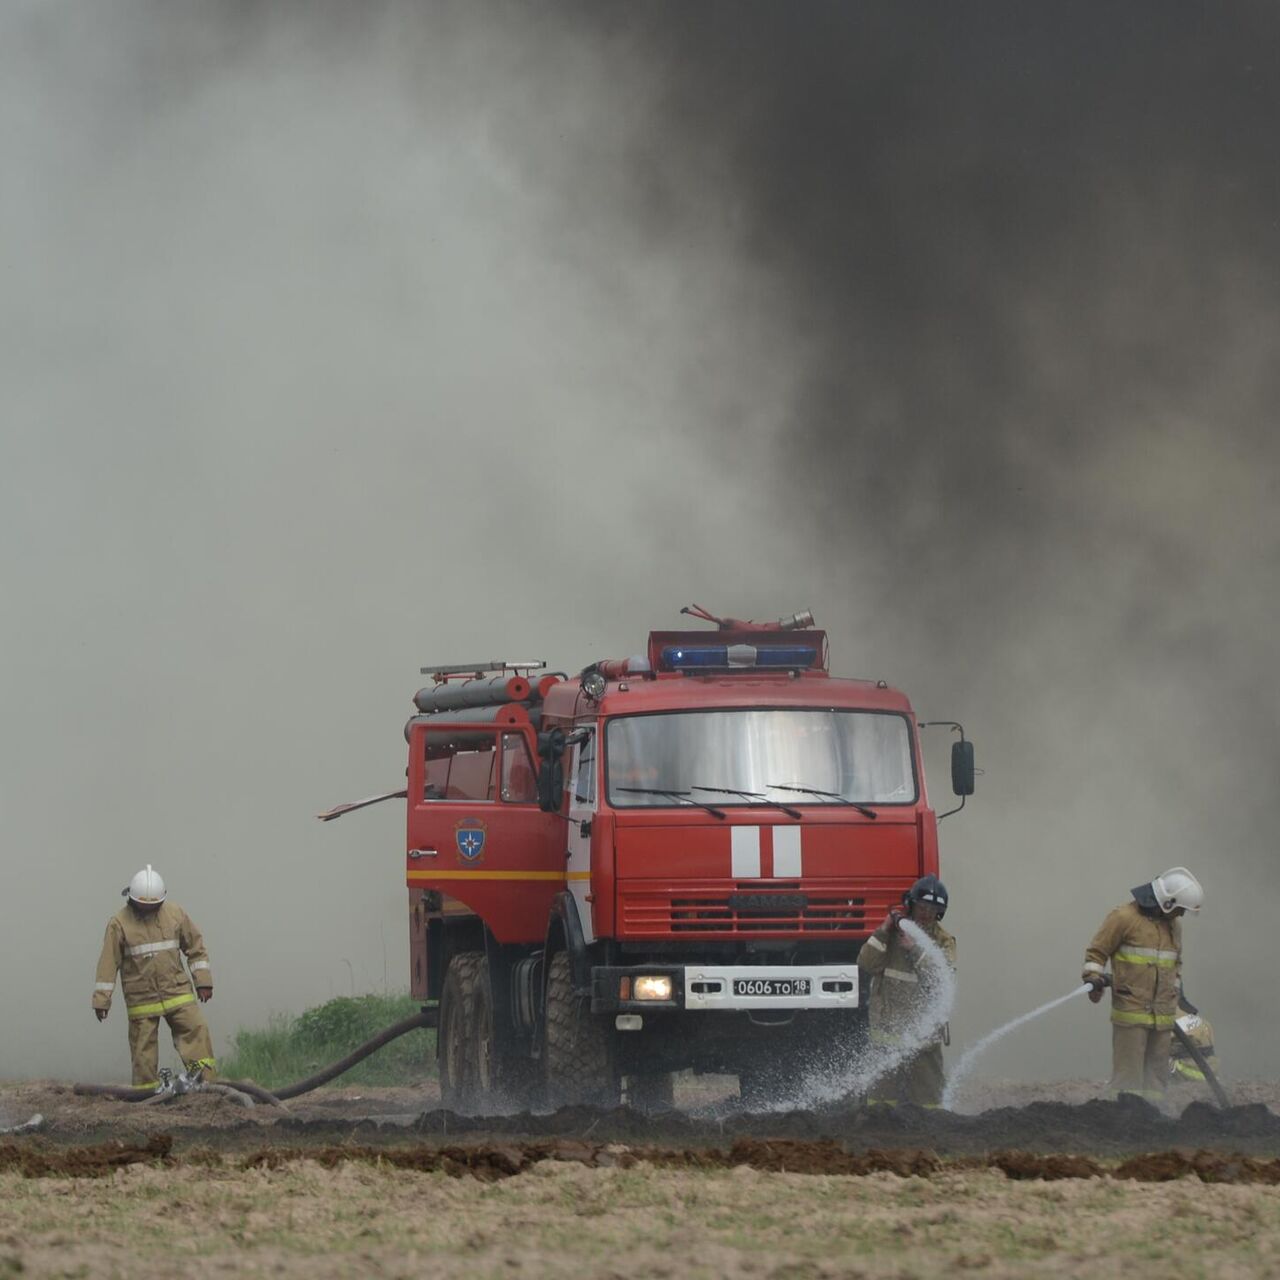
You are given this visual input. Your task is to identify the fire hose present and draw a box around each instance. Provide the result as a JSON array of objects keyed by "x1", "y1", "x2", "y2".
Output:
[
  {"x1": 1171, "y1": 1022, "x2": 1231, "y2": 1109},
  {"x1": 73, "y1": 1009, "x2": 434, "y2": 1107}
]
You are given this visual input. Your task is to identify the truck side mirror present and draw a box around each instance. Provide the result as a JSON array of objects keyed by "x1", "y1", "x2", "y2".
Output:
[
  {"x1": 951, "y1": 740, "x2": 975, "y2": 796},
  {"x1": 536, "y1": 728, "x2": 566, "y2": 813}
]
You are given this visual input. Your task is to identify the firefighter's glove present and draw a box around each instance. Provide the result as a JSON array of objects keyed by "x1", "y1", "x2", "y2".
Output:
[
  {"x1": 197, "y1": 988, "x2": 212, "y2": 1004},
  {"x1": 887, "y1": 910, "x2": 903, "y2": 933},
  {"x1": 94, "y1": 1008, "x2": 108, "y2": 1022},
  {"x1": 1086, "y1": 978, "x2": 1106, "y2": 1004}
]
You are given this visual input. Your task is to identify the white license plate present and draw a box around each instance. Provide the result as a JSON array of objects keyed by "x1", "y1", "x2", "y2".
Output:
[{"x1": 732, "y1": 977, "x2": 812, "y2": 998}]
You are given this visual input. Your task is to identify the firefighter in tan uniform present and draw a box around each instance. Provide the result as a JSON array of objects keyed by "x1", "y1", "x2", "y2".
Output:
[
  {"x1": 858, "y1": 875, "x2": 956, "y2": 1106},
  {"x1": 92, "y1": 866, "x2": 217, "y2": 1087},
  {"x1": 1081, "y1": 866, "x2": 1203, "y2": 1099}
]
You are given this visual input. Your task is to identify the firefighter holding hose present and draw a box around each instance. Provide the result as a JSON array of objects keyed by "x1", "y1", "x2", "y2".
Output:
[
  {"x1": 91, "y1": 866, "x2": 217, "y2": 1087},
  {"x1": 1081, "y1": 866, "x2": 1203, "y2": 1100},
  {"x1": 858, "y1": 875, "x2": 956, "y2": 1106}
]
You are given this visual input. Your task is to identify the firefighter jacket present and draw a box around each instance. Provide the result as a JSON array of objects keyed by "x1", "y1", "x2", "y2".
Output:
[
  {"x1": 1082, "y1": 901, "x2": 1181, "y2": 1029},
  {"x1": 858, "y1": 917, "x2": 956, "y2": 1045},
  {"x1": 93, "y1": 902, "x2": 213, "y2": 1019}
]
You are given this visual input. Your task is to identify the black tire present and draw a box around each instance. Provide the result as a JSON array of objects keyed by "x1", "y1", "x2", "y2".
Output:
[
  {"x1": 438, "y1": 952, "x2": 493, "y2": 1111},
  {"x1": 626, "y1": 1072, "x2": 675, "y2": 1113},
  {"x1": 543, "y1": 951, "x2": 619, "y2": 1108}
]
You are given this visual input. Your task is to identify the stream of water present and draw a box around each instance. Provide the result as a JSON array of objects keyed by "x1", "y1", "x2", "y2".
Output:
[
  {"x1": 798, "y1": 917, "x2": 957, "y2": 1108},
  {"x1": 940, "y1": 983, "x2": 1092, "y2": 1111}
]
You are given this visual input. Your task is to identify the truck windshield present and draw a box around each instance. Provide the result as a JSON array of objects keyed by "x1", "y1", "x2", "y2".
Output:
[{"x1": 605, "y1": 709, "x2": 917, "y2": 808}]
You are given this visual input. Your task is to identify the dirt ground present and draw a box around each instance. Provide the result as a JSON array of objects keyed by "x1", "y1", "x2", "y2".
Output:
[
  {"x1": 5, "y1": 1078, "x2": 1280, "y2": 1278},
  {"x1": 4, "y1": 1076, "x2": 1280, "y2": 1157},
  {"x1": 4, "y1": 1153, "x2": 1280, "y2": 1279}
]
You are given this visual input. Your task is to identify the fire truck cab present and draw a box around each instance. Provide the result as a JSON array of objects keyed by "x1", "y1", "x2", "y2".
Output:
[{"x1": 391, "y1": 610, "x2": 974, "y2": 1109}]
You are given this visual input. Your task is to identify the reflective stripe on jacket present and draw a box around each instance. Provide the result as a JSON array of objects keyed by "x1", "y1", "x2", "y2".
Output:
[
  {"x1": 1082, "y1": 901, "x2": 1181, "y2": 1028},
  {"x1": 858, "y1": 918, "x2": 956, "y2": 1044},
  {"x1": 92, "y1": 901, "x2": 213, "y2": 1015}
]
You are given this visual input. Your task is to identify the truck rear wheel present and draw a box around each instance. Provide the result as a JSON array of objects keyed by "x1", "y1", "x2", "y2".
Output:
[
  {"x1": 543, "y1": 951, "x2": 619, "y2": 1108},
  {"x1": 438, "y1": 951, "x2": 493, "y2": 1111}
]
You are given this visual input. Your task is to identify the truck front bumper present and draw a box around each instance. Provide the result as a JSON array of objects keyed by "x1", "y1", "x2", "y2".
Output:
[{"x1": 590, "y1": 963, "x2": 859, "y2": 1014}]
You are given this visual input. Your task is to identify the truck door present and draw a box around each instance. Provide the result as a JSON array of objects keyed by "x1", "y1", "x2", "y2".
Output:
[
  {"x1": 407, "y1": 723, "x2": 563, "y2": 944},
  {"x1": 566, "y1": 730, "x2": 597, "y2": 944}
]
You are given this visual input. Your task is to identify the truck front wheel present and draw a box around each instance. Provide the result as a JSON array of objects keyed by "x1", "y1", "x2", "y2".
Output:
[
  {"x1": 438, "y1": 951, "x2": 493, "y2": 1111},
  {"x1": 543, "y1": 951, "x2": 619, "y2": 1108}
]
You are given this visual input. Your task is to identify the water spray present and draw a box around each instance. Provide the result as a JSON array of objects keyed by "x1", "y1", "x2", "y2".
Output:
[
  {"x1": 941, "y1": 983, "x2": 1091, "y2": 1112},
  {"x1": 800, "y1": 917, "x2": 957, "y2": 1108}
]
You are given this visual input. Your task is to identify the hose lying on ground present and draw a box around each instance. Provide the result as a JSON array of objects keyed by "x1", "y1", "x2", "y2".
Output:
[
  {"x1": 216, "y1": 1078, "x2": 284, "y2": 1106},
  {"x1": 198, "y1": 1083, "x2": 254, "y2": 1108},
  {"x1": 264, "y1": 1010, "x2": 433, "y2": 1101},
  {"x1": 73, "y1": 1009, "x2": 433, "y2": 1106},
  {"x1": 73, "y1": 1083, "x2": 159, "y2": 1103}
]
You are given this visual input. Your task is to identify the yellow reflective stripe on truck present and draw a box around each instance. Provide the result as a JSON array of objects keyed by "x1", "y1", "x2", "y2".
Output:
[
  {"x1": 407, "y1": 870, "x2": 572, "y2": 883},
  {"x1": 126, "y1": 991, "x2": 197, "y2": 1019}
]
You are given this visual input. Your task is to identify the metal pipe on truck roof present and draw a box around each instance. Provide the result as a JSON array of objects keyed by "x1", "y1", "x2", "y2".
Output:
[{"x1": 413, "y1": 674, "x2": 531, "y2": 714}]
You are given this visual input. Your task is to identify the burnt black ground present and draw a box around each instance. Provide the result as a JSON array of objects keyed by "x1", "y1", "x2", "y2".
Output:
[
  {"x1": 8, "y1": 1078, "x2": 1280, "y2": 1157},
  {"x1": 395, "y1": 1096, "x2": 1280, "y2": 1158},
  {"x1": 15, "y1": 1096, "x2": 1280, "y2": 1159}
]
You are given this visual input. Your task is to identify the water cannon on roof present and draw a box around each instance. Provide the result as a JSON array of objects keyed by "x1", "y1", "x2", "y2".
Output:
[
  {"x1": 680, "y1": 604, "x2": 815, "y2": 632},
  {"x1": 655, "y1": 606, "x2": 828, "y2": 674}
]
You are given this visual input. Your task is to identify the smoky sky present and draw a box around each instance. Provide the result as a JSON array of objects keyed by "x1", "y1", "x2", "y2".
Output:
[
  {"x1": 599, "y1": 1, "x2": 1280, "y2": 1079},
  {"x1": 3, "y1": 2, "x2": 1278, "y2": 1085}
]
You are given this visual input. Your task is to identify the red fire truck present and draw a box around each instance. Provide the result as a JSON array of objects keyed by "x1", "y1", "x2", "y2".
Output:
[{"x1": 325, "y1": 607, "x2": 975, "y2": 1109}]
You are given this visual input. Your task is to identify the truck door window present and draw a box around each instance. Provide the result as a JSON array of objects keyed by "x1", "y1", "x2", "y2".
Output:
[
  {"x1": 574, "y1": 733, "x2": 596, "y2": 805},
  {"x1": 500, "y1": 733, "x2": 538, "y2": 803},
  {"x1": 423, "y1": 734, "x2": 497, "y2": 802}
]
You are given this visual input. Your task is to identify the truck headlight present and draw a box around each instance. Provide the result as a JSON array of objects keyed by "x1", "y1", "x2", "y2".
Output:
[{"x1": 633, "y1": 975, "x2": 673, "y2": 1001}]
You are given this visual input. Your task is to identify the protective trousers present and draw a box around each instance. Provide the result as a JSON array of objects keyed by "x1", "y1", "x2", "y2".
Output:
[
  {"x1": 1110, "y1": 1024, "x2": 1171, "y2": 1098},
  {"x1": 869, "y1": 1042, "x2": 944, "y2": 1107},
  {"x1": 127, "y1": 1002, "x2": 216, "y2": 1087}
]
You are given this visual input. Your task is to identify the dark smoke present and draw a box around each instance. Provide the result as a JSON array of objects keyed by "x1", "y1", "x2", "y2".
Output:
[{"x1": 577, "y1": 3, "x2": 1280, "y2": 1075}]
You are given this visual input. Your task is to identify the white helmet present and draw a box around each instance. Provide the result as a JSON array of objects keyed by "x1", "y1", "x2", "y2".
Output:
[
  {"x1": 125, "y1": 864, "x2": 167, "y2": 906},
  {"x1": 1151, "y1": 866, "x2": 1203, "y2": 914}
]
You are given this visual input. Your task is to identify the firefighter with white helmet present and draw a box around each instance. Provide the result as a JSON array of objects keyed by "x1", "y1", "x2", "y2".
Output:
[
  {"x1": 92, "y1": 866, "x2": 217, "y2": 1087},
  {"x1": 857, "y1": 875, "x2": 956, "y2": 1106},
  {"x1": 1081, "y1": 866, "x2": 1203, "y2": 1099}
]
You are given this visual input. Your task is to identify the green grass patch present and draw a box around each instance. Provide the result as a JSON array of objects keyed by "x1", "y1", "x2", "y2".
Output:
[{"x1": 220, "y1": 993, "x2": 436, "y2": 1088}]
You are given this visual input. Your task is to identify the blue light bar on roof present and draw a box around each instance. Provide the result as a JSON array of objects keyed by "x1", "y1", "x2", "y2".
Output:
[{"x1": 661, "y1": 644, "x2": 818, "y2": 671}]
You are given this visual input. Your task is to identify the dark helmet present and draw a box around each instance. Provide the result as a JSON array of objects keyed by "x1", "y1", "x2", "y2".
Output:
[{"x1": 904, "y1": 875, "x2": 948, "y2": 920}]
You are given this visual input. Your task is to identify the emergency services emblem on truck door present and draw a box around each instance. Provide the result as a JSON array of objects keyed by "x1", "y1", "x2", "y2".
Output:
[{"x1": 454, "y1": 817, "x2": 487, "y2": 863}]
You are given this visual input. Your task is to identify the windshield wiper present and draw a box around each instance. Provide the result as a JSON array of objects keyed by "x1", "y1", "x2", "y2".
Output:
[
  {"x1": 767, "y1": 784, "x2": 878, "y2": 820},
  {"x1": 691, "y1": 786, "x2": 803, "y2": 819},
  {"x1": 615, "y1": 787, "x2": 727, "y2": 819}
]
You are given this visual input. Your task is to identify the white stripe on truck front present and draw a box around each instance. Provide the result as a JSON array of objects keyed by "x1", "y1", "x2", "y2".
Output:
[
  {"x1": 773, "y1": 825, "x2": 802, "y2": 878},
  {"x1": 731, "y1": 825, "x2": 761, "y2": 878}
]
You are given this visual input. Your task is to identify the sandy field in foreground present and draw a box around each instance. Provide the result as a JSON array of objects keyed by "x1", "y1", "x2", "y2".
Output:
[
  {"x1": 5, "y1": 1078, "x2": 1280, "y2": 1278},
  {"x1": 4, "y1": 1156, "x2": 1280, "y2": 1280}
]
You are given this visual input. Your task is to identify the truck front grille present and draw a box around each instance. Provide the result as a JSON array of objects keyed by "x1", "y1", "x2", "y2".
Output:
[{"x1": 619, "y1": 882, "x2": 904, "y2": 938}]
